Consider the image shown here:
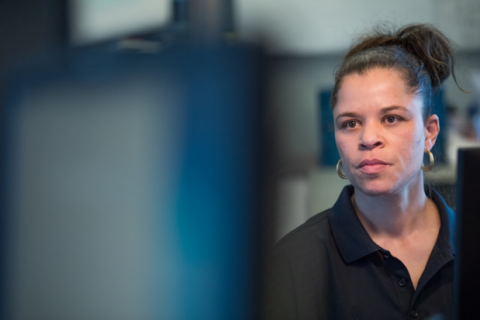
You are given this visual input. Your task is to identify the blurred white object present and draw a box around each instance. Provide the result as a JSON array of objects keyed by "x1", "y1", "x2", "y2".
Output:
[
  {"x1": 447, "y1": 131, "x2": 480, "y2": 173},
  {"x1": 236, "y1": 0, "x2": 435, "y2": 54},
  {"x1": 236, "y1": 0, "x2": 480, "y2": 54},
  {"x1": 70, "y1": 0, "x2": 170, "y2": 45}
]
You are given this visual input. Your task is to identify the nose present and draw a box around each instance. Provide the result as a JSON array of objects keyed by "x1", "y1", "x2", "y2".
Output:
[{"x1": 359, "y1": 123, "x2": 384, "y2": 150}]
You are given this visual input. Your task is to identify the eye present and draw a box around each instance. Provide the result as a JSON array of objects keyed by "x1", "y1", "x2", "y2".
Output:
[
  {"x1": 343, "y1": 120, "x2": 358, "y2": 129},
  {"x1": 384, "y1": 115, "x2": 400, "y2": 124}
]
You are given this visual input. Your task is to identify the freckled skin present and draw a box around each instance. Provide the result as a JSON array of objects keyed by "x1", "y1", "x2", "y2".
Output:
[{"x1": 333, "y1": 68, "x2": 437, "y2": 197}]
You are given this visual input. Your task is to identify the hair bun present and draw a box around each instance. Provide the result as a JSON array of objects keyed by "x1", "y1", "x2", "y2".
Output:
[
  {"x1": 395, "y1": 24, "x2": 453, "y2": 88},
  {"x1": 346, "y1": 24, "x2": 456, "y2": 88}
]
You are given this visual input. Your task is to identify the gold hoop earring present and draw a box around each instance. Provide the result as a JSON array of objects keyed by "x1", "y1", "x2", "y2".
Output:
[
  {"x1": 336, "y1": 159, "x2": 348, "y2": 179},
  {"x1": 421, "y1": 150, "x2": 434, "y2": 172}
]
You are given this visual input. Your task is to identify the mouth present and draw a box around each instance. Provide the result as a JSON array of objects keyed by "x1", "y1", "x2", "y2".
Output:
[{"x1": 357, "y1": 159, "x2": 389, "y2": 174}]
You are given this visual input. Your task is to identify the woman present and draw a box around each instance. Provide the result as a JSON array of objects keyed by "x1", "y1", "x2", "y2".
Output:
[{"x1": 264, "y1": 24, "x2": 459, "y2": 320}]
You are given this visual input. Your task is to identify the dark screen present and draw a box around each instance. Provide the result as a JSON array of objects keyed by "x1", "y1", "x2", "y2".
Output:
[{"x1": 454, "y1": 147, "x2": 480, "y2": 320}]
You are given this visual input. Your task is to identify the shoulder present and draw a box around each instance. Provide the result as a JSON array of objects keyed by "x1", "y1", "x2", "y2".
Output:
[
  {"x1": 263, "y1": 210, "x2": 336, "y2": 319},
  {"x1": 275, "y1": 209, "x2": 332, "y2": 251},
  {"x1": 272, "y1": 185, "x2": 356, "y2": 258},
  {"x1": 269, "y1": 209, "x2": 337, "y2": 268}
]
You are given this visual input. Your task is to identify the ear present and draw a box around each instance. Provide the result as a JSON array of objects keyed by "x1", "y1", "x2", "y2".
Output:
[{"x1": 424, "y1": 114, "x2": 440, "y2": 151}]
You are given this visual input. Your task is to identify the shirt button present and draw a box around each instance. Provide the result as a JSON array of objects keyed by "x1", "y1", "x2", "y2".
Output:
[
  {"x1": 410, "y1": 310, "x2": 418, "y2": 318},
  {"x1": 383, "y1": 254, "x2": 389, "y2": 259},
  {"x1": 398, "y1": 278, "x2": 407, "y2": 287}
]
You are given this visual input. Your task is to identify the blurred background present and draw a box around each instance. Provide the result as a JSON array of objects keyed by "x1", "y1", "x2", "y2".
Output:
[{"x1": 1, "y1": 0, "x2": 480, "y2": 319}]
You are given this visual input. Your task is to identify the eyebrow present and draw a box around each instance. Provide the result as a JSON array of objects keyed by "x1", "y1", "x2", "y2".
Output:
[
  {"x1": 335, "y1": 112, "x2": 361, "y2": 122},
  {"x1": 379, "y1": 106, "x2": 410, "y2": 114},
  {"x1": 335, "y1": 106, "x2": 411, "y2": 122}
]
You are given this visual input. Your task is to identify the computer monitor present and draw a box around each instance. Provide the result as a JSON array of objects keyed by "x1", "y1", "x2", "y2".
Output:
[{"x1": 454, "y1": 147, "x2": 480, "y2": 319}]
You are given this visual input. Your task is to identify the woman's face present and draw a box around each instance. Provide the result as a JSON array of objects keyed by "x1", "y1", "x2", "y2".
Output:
[{"x1": 333, "y1": 68, "x2": 439, "y2": 197}]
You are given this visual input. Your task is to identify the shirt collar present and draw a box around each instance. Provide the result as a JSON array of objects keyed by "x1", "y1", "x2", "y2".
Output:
[
  {"x1": 328, "y1": 185, "x2": 456, "y2": 264},
  {"x1": 328, "y1": 185, "x2": 381, "y2": 264}
]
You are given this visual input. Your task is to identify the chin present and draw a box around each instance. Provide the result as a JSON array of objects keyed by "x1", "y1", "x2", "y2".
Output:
[
  {"x1": 351, "y1": 171, "x2": 422, "y2": 198},
  {"x1": 351, "y1": 178, "x2": 400, "y2": 197}
]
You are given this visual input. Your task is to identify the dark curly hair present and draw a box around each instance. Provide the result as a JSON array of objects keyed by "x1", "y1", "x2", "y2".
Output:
[{"x1": 331, "y1": 24, "x2": 460, "y2": 120}]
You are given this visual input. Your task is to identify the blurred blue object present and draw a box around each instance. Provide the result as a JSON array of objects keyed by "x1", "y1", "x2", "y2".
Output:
[
  {"x1": 318, "y1": 89, "x2": 340, "y2": 166},
  {"x1": 430, "y1": 88, "x2": 447, "y2": 165},
  {"x1": 0, "y1": 44, "x2": 265, "y2": 320}
]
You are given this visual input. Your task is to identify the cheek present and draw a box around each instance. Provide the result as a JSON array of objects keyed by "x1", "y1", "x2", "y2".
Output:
[
  {"x1": 335, "y1": 135, "x2": 356, "y2": 169},
  {"x1": 396, "y1": 127, "x2": 425, "y2": 162},
  {"x1": 334, "y1": 135, "x2": 349, "y2": 158},
  {"x1": 413, "y1": 124, "x2": 427, "y2": 147}
]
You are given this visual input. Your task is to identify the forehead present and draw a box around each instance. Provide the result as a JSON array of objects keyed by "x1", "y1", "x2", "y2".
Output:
[{"x1": 334, "y1": 68, "x2": 421, "y2": 114}]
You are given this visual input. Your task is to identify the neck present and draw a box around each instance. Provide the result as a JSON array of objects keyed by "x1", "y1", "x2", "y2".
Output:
[{"x1": 352, "y1": 178, "x2": 433, "y2": 238}]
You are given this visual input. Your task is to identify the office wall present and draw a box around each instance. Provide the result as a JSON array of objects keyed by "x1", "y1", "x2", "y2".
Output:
[{"x1": 236, "y1": 0, "x2": 480, "y2": 55}]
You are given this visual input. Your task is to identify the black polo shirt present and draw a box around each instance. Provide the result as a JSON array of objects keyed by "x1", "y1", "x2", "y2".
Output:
[{"x1": 263, "y1": 185, "x2": 455, "y2": 320}]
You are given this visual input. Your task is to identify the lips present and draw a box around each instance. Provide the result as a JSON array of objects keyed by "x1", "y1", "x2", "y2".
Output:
[{"x1": 357, "y1": 159, "x2": 389, "y2": 174}]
